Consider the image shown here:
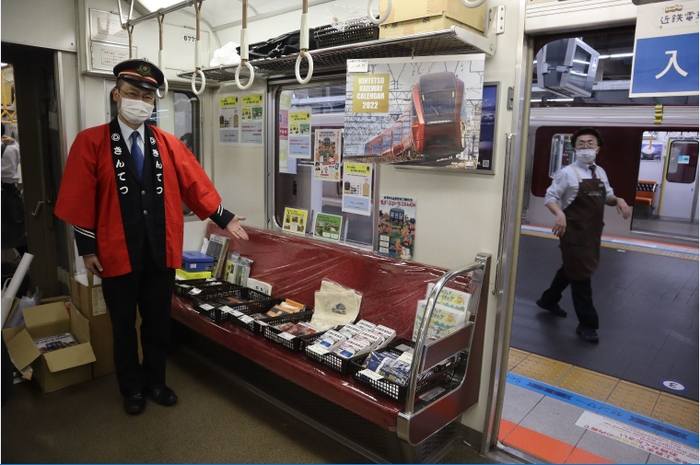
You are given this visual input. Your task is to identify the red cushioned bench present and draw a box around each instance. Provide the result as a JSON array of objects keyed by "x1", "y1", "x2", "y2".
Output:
[{"x1": 171, "y1": 223, "x2": 490, "y2": 461}]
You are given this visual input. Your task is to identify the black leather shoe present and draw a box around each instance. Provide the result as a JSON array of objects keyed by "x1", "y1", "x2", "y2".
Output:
[
  {"x1": 536, "y1": 299, "x2": 567, "y2": 317},
  {"x1": 123, "y1": 394, "x2": 145, "y2": 415},
  {"x1": 146, "y1": 386, "x2": 178, "y2": 406},
  {"x1": 576, "y1": 325, "x2": 599, "y2": 343}
]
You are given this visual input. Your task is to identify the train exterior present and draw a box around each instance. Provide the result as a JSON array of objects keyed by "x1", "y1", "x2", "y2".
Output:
[{"x1": 363, "y1": 72, "x2": 465, "y2": 159}]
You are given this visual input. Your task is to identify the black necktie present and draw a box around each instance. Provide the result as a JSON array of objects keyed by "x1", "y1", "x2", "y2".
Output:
[
  {"x1": 590, "y1": 165, "x2": 597, "y2": 180},
  {"x1": 130, "y1": 131, "x2": 144, "y2": 181}
]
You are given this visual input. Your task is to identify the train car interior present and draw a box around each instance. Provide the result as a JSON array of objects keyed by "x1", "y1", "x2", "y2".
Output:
[{"x1": 1, "y1": 0, "x2": 698, "y2": 464}]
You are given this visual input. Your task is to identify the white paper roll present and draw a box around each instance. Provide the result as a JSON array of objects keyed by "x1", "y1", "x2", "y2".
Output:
[{"x1": 1, "y1": 253, "x2": 33, "y2": 327}]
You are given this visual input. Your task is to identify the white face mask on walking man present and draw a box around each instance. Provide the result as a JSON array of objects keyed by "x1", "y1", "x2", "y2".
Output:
[
  {"x1": 119, "y1": 97, "x2": 154, "y2": 126},
  {"x1": 576, "y1": 148, "x2": 597, "y2": 164}
]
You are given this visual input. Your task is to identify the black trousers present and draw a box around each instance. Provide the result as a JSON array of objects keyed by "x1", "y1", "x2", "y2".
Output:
[
  {"x1": 540, "y1": 266, "x2": 599, "y2": 329},
  {"x1": 101, "y1": 250, "x2": 175, "y2": 397}
]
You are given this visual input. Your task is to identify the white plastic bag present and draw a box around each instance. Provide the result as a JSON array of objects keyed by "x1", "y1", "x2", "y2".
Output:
[{"x1": 210, "y1": 42, "x2": 241, "y2": 67}]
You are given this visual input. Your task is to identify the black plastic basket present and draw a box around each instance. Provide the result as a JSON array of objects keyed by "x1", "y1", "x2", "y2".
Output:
[
  {"x1": 303, "y1": 339, "x2": 368, "y2": 375},
  {"x1": 232, "y1": 308, "x2": 315, "y2": 334},
  {"x1": 263, "y1": 321, "x2": 326, "y2": 352},
  {"x1": 314, "y1": 21, "x2": 379, "y2": 49},
  {"x1": 191, "y1": 298, "x2": 231, "y2": 323},
  {"x1": 174, "y1": 278, "x2": 221, "y2": 297},
  {"x1": 351, "y1": 339, "x2": 458, "y2": 402},
  {"x1": 175, "y1": 280, "x2": 243, "y2": 300}
]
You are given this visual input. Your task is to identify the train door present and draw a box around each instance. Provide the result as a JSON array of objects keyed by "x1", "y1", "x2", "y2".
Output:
[
  {"x1": 659, "y1": 139, "x2": 699, "y2": 222},
  {"x1": 1, "y1": 43, "x2": 66, "y2": 296}
]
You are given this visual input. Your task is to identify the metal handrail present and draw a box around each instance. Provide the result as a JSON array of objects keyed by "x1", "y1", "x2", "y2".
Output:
[
  {"x1": 119, "y1": 0, "x2": 200, "y2": 28},
  {"x1": 405, "y1": 255, "x2": 488, "y2": 415}
]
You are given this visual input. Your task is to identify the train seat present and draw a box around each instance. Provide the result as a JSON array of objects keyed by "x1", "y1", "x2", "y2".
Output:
[
  {"x1": 635, "y1": 181, "x2": 658, "y2": 214},
  {"x1": 171, "y1": 222, "x2": 485, "y2": 443}
]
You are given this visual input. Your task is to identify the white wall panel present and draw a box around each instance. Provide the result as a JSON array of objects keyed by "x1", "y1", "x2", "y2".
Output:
[{"x1": 1, "y1": 0, "x2": 77, "y2": 52}]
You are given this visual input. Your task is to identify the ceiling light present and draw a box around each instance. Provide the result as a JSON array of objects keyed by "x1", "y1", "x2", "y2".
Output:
[{"x1": 139, "y1": 0, "x2": 182, "y2": 12}]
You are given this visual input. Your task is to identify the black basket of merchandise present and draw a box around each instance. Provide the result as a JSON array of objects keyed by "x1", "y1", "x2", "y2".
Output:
[
  {"x1": 262, "y1": 320, "x2": 326, "y2": 352},
  {"x1": 313, "y1": 20, "x2": 379, "y2": 49},
  {"x1": 303, "y1": 334, "x2": 368, "y2": 375},
  {"x1": 175, "y1": 280, "x2": 242, "y2": 300},
  {"x1": 174, "y1": 278, "x2": 219, "y2": 297},
  {"x1": 232, "y1": 308, "x2": 315, "y2": 334},
  {"x1": 191, "y1": 298, "x2": 232, "y2": 323},
  {"x1": 191, "y1": 288, "x2": 281, "y2": 323},
  {"x1": 351, "y1": 339, "x2": 459, "y2": 402}
]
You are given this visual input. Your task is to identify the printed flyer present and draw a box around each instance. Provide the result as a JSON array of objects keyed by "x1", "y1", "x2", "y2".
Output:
[
  {"x1": 314, "y1": 129, "x2": 342, "y2": 181},
  {"x1": 241, "y1": 93, "x2": 264, "y2": 145},
  {"x1": 278, "y1": 91, "x2": 297, "y2": 174},
  {"x1": 377, "y1": 196, "x2": 416, "y2": 259},
  {"x1": 288, "y1": 107, "x2": 312, "y2": 158},
  {"x1": 341, "y1": 163, "x2": 372, "y2": 216},
  {"x1": 312, "y1": 212, "x2": 343, "y2": 242},
  {"x1": 219, "y1": 94, "x2": 239, "y2": 145},
  {"x1": 282, "y1": 207, "x2": 308, "y2": 235}
]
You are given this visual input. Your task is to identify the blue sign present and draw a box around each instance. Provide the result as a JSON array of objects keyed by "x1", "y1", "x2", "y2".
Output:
[{"x1": 631, "y1": 32, "x2": 699, "y2": 96}]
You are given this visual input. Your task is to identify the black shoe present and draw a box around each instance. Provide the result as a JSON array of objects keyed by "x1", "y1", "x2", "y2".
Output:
[
  {"x1": 536, "y1": 299, "x2": 567, "y2": 317},
  {"x1": 123, "y1": 394, "x2": 146, "y2": 415},
  {"x1": 576, "y1": 325, "x2": 599, "y2": 343},
  {"x1": 145, "y1": 385, "x2": 178, "y2": 406}
]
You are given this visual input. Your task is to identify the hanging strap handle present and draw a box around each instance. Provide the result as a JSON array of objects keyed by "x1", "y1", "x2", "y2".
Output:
[
  {"x1": 156, "y1": 13, "x2": 169, "y2": 99},
  {"x1": 367, "y1": 0, "x2": 392, "y2": 25},
  {"x1": 117, "y1": 0, "x2": 136, "y2": 57},
  {"x1": 235, "y1": 0, "x2": 255, "y2": 90},
  {"x1": 459, "y1": 0, "x2": 486, "y2": 7},
  {"x1": 295, "y1": 0, "x2": 313, "y2": 85},
  {"x1": 191, "y1": 0, "x2": 206, "y2": 95}
]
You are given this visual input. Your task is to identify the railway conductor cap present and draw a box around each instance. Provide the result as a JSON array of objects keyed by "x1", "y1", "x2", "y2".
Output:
[{"x1": 113, "y1": 59, "x2": 164, "y2": 91}]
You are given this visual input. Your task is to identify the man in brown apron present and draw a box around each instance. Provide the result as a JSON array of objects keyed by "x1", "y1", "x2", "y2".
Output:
[{"x1": 537, "y1": 128, "x2": 631, "y2": 343}]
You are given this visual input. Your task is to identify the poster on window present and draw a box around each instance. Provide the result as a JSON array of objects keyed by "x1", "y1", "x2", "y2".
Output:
[
  {"x1": 288, "y1": 107, "x2": 312, "y2": 158},
  {"x1": 282, "y1": 207, "x2": 308, "y2": 235},
  {"x1": 341, "y1": 162, "x2": 373, "y2": 216},
  {"x1": 344, "y1": 55, "x2": 486, "y2": 171},
  {"x1": 640, "y1": 142, "x2": 664, "y2": 161},
  {"x1": 377, "y1": 196, "x2": 416, "y2": 260},
  {"x1": 279, "y1": 91, "x2": 297, "y2": 174},
  {"x1": 240, "y1": 93, "x2": 264, "y2": 145},
  {"x1": 312, "y1": 212, "x2": 343, "y2": 243},
  {"x1": 314, "y1": 129, "x2": 342, "y2": 181},
  {"x1": 219, "y1": 94, "x2": 239, "y2": 145}
]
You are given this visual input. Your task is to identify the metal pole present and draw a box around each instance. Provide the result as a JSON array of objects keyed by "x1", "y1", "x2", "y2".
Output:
[{"x1": 124, "y1": 0, "x2": 202, "y2": 27}]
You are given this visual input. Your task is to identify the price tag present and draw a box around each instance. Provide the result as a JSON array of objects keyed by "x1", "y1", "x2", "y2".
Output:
[
  {"x1": 347, "y1": 59, "x2": 369, "y2": 73},
  {"x1": 231, "y1": 309, "x2": 244, "y2": 317},
  {"x1": 359, "y1": 369, "x2": 383, "y2": 381},
  {"x1": 397, "y1": 351, "x2": 414, "y2": 365},
  {"x1": 239, "y1": 315, "x2": 254, "y2": 324},
  {"x1": 220, "y1": 305, "x2": 233, "y2": 314},
  {"x1": 199, "y1": 303, "x2": 215, "y2": 311},
  {"x1": 188, "y1": 287, "x2": 202, "y2": 295},
  {"x1": 257, "y1": 320, "x2": 268, "y2": 327},
  {"x1": 279, "y1": 332, "x2": 296, "y2": 341}
]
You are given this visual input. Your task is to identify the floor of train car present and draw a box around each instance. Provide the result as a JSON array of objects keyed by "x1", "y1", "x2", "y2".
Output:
[
  {"x1": 512, "y1": 233, "x2": 699, "y2": 402},
  {"x1": 0, "y1": 349, "x2": 494, "y2": 464}
]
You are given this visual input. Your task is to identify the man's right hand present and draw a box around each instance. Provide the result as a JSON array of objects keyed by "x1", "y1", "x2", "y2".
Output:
[
  {"x1": 83, "y1": 255, "x2": 104, "y2": 278},
  {"x1": 552, "y1": 212, "x2": 567, "y2": 237}
]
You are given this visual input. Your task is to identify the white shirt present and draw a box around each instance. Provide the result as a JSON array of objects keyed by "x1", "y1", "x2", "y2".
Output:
[
  {"x1": 544, "y1": 159, "x2": 614, "y2": 210},
  {"x1": 117, "y1": 118, "x2": 145, "y2": 157},
  {"x1": 1, "y1": 141, "x2": 21, "y2": 184}
]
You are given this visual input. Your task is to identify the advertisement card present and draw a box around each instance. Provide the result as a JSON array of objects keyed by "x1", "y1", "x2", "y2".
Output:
[
  {"x1": 278, "y1": 91, "x2": 297, "y2": 173},
  {"x1": 314, "y1": 129, "x2": 342, "y2": 181},
  {"x1": 341, "y1": 163, "x2": 373, "y2": 216},
  {"x1": 282, "y1": 207, "x2": 308, "y2": 235},
  {"x1": 219, "y1": 94, "x2": 239, "y2": 145},
  {"x1": 312, "y1": 212, "x2": 343, "y2": 242},
  {"x1": 377, "y1": 196, "x2": 416, "y2": 260},
  {"x1": 288, "y1": 107, "x2": 312, "y2": 158},
  {"x1": 240, "y1": 93, "x2": 264, "y2": 145}
]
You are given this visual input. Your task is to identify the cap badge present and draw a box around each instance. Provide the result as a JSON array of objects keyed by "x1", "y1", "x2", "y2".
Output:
[{"x1": 136, "y1": 64, "x2": 151, "y2": 76}]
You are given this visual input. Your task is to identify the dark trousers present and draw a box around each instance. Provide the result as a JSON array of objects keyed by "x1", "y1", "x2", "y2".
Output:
[
  {"x1": 540, "y1": 266, "x2": 599, "y2": 329},
  {"x1": 101, "y1": 251, "x2": 175, "y2": 397}
]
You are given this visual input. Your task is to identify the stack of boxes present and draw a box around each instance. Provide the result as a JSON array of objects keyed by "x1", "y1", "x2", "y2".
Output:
[
  {"x1": 378, "y1": 0, "x2": 487, "y2": 39},
  {"x1": 177, "y1": 251, "x2": 215, "y2": 280}
]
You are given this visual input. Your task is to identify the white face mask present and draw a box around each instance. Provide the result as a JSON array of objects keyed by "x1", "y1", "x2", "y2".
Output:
[
  {"x1": 119, "y1": 97, "x2": 154, "y2": 125},
  {"x1": 576, "y1": 148, "x2": 597, "y2": 164}
]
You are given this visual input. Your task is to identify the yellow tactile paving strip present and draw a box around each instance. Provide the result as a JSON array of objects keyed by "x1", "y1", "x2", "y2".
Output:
[
  {"x1": 557, "y1": 366, "x2": 619, "y2": 402},
  {"x1": 507, "y1": 348, "x2": 699, "y2": 434},
  {"x1": 521, "y1": 229, "x2": 699, "y2": 261}
]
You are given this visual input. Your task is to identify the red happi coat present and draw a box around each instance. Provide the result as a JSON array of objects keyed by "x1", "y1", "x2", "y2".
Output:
[{"x1": 55, "y1": 122, "x2": 221, "y2": 278}]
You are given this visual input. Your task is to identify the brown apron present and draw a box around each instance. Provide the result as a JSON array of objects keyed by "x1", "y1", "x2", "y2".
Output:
[{"x1": 560, "y1": 166, "x2": 606, "y2": 280}]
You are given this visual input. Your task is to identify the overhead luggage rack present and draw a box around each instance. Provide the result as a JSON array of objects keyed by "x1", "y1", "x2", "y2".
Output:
[{"x1": 178, "y1": 25, "x2": 497, "y2": 83}]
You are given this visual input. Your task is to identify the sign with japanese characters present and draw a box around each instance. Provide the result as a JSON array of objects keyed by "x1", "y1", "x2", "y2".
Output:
[{"x1": 630, "y1": 0, "x2": 699, "y2": 97}]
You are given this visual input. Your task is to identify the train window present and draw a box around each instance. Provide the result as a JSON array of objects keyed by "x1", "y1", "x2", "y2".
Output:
[
  {"x1": 666, "y1": 140, "x2": 699, "y2": 184},
  {"x1": 272, "y1": 80, "x2": 375, "y2": 248},
  {"x1": 549, "y1": 133, "x2": 574, "y2": 177}
]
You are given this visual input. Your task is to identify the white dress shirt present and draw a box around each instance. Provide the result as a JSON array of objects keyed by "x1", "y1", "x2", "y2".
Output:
[
  {"x1": 1, "y1": 141, "x2": 21, "y2": 184},
  {"x1": 544, "y1": 159, "x2": 614, "y2": 210},
  {"x1": 117, "y1": 118, "x2": 145, "y2": 157}
]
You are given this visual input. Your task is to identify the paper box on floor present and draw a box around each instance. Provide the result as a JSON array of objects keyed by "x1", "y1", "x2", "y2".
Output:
[
  {"x1": 2, "y1": 302, "x2": 96, "y2": 393},
  {"x1": 70, "y1": 275, "x2": 114, "y2": 378},
  {"x1": 378, "y1": 0, "x2": 487, "y2": 38}
]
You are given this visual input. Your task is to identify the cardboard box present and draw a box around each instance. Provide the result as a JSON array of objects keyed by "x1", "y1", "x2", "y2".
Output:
[
  {"x1": 2, "y1": 302, "x2": 96, "y2": 393},
  {"x1": 70, "y1": 276, "x2": 114, "y2": 378},
  {"x1": 380, "y1": 0, "x2": 486, "y2": 33},
  {"x1": 381, "y1": 15, "x2": 484, "y2": 39}
]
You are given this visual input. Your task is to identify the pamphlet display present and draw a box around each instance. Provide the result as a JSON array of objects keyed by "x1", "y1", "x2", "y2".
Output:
[
  {"x1": 314, "y1": 129, "x2": 342, "y2": 181},
  {"x1": 282, "y1": 207, "x2": 308, "y2": 235},
  {"x1": 377, "y1": 196, "x2": 416, "y2": 260},
  {"x1": 240, "y1": 93, "x2": 264, "y2": 145},
  {"x1": 219, "y1": 94, "x2": 239, "y2": 145},
  {"x1": 312, "y1": 212, "x2": 343, "y2": 242},
  {"x1": 288, "y1": 108, "x2": 312, "y2": 158},
  {"x1": 341, "y1": 162, "x2": 373, "y2": 216},
  {"x1": 205, "y1": 234, "x2": 230, "y2": 279}
]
